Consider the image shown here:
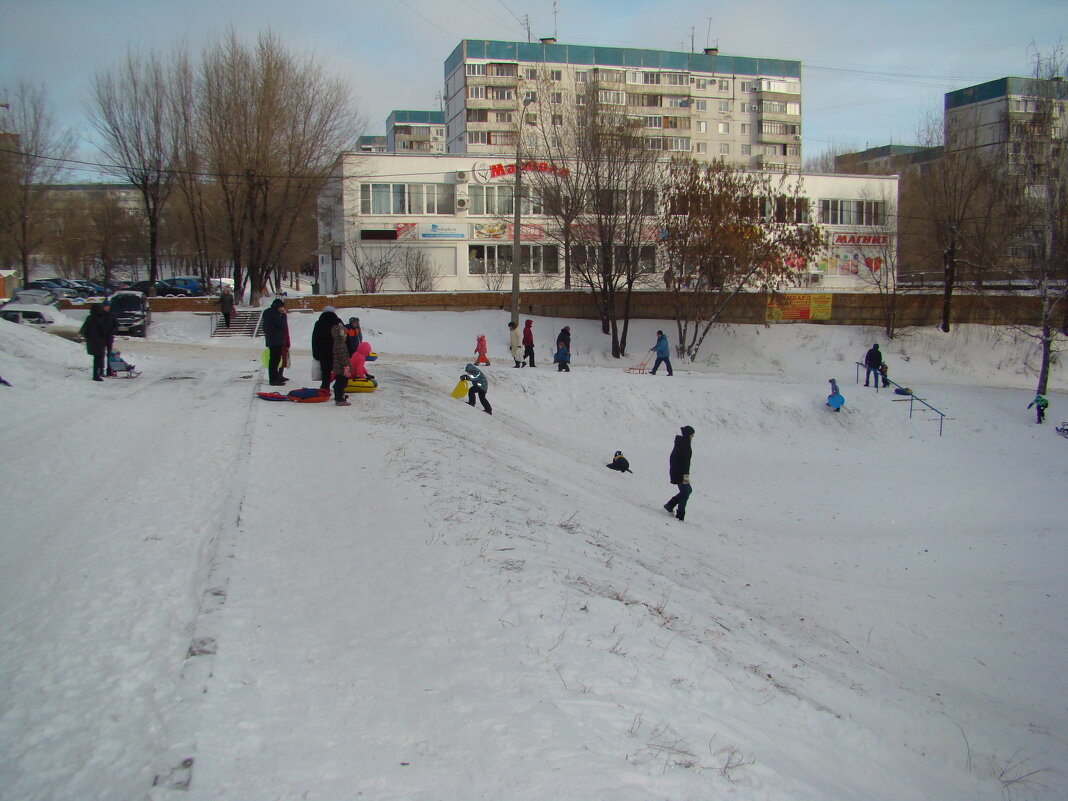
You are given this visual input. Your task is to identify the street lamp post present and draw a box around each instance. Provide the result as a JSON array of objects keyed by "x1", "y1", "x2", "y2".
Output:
[{"x1": 510, "y1": 97, "x2": 534, "y2": 326}]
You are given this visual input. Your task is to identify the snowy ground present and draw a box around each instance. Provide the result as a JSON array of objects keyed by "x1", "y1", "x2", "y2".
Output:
[{"x1": 1, "y1": 306, "x2": 1065, "y2": 801}]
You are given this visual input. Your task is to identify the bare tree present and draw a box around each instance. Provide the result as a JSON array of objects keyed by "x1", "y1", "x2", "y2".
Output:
[
  {"x1": 199, "y1": 30, "x2": 358, "y2": 305},
  {"x1": 344, "y1": 237, "x2": 397, "y2": 292},
  {"x1": 905, "y1": 112, "x2": 1003, "y2": 331},
  {"x1": 845, "y1": 187, "x2": 903, "y2": 339},
  {"x1": 0, "y1": 80, "x2": 76, "y2": 285},
  {"x1": 89, "y1": 50, "x2": 177, "y2": 291},
  {"x1": 992, "y1": 49, "x2": 1068, "y2": 395},
  {"x1": 659, "y1": 158, "x2": 824, "y2": 361},
  {"x1": 398, "y1": 248, "x2": 438, "y2": 292}
]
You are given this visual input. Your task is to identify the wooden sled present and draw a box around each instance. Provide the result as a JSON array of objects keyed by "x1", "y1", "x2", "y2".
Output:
[{"x1": 624, "y1": 357, "x2": 649, "y2": 374}]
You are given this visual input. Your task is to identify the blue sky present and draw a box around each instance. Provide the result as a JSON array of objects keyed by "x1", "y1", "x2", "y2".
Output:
[{"x1": 1, "y1": 0, "x2": 1064, "y2": 177}]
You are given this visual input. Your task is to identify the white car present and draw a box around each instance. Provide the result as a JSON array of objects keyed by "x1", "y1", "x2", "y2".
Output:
[{"x1": 0, "y1": 303, "x2": 83, "y2": 340}]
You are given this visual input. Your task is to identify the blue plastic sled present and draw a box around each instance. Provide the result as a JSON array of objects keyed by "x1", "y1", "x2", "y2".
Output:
[{"x1": 827, "y1": 393, "x2": 845, "y2": 410}]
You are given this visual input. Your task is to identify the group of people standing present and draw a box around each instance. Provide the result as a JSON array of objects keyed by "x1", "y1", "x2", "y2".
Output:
[
  {"x1": 311, "y1": 307, "x2": 366, "y2": 407},
  {"x1": 505, "y1": 320, "x2": 572, "y2": 372}
]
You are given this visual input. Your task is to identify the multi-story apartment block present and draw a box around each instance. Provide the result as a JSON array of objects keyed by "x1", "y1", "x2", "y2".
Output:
[
  {"x1": 944, "y1": 76, "x2": 1068, "y2": 167},
  {"x1": 386, "y1": 110, "x2": 446, "y2": 153},
  {"x1": 443, "y1": 39, "x2": 802, "y2": 171},
  {"x1": 355, "y1": 135, "x2": 387, "y2": 154}
]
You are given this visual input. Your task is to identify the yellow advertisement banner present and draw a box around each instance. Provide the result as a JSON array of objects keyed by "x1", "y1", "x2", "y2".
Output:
[{"x1": 766, "y1": 294, "x2": 832, "y2": 322}]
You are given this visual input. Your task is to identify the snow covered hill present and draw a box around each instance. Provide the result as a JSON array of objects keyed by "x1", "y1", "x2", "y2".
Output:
[{"x1": 1, "y1": 311, "x2": 1064, "y2": 800}]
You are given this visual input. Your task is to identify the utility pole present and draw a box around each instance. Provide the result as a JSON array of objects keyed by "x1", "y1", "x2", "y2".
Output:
[{"x1": 511, "y1": 98, "x2": 535, "y2": 326}]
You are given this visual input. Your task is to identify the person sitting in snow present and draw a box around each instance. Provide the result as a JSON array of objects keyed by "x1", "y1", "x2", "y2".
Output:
[
  {"x1": 474, "y1": 334, "x2": 490, "y2": 366},
  {"x1": 1027, "y1": 393, "x2": 1048, "y2": 424},
  {"x1": 606, "y1": 451, "x2": 632, "y2": 473},
  {"x1": 460, "y1": 363, "x2": 492, "y2": 414},
  {"x1": 827, "y1": 378, "x2": 845, "y2": 412},
  {"x1": 349, "y1": 340, "x2": 375, "y2": 382}
]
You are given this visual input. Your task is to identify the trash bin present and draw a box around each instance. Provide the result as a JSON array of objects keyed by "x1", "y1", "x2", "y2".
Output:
[{"x1": 311, "y1": 282, "x2": 320, "y2": 295}]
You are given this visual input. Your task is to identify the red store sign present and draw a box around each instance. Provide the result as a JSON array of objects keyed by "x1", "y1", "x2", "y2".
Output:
[
  {"x1": 832, "y1": 233, "x2": 889, "y2": 246},
  {"x1": 488, "y1": 160, "x2": 570, "y2": 179}
]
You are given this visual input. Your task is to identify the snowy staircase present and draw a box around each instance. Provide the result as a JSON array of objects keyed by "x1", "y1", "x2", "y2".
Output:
[{"x1": 211, "y1": 309, "x2": 262, "y2": 338}]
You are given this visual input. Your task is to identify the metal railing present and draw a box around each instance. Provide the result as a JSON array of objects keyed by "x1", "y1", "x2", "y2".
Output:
[{"x1": 855, "y1": 362, "x2": 947, "y2": 436}]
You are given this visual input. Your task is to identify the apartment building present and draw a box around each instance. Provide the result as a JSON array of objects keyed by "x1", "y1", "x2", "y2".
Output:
[
  {"x1": 443, "y1": 39, "x2": 803, "y2": 171},
  {"x1": 317, "y1": 153, "x2": 896, "y2": 295},
  {"x1": 386, "y1": 110, "x2": 446, "y2": 154},
  {"x1": 944, "y1": 76, "x2": 1068, "y2": 166}
]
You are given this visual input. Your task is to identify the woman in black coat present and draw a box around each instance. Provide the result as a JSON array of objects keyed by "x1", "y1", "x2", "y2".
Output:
[
  {"x1": 311, "y1": 308, "x2": 343, "y2": 391},
  {"x1": 79, "y1": 303, "x2": 111, "y2": 382},
  {"x1": 664, "y1": 425, "x2": 695, "y2": 521}
]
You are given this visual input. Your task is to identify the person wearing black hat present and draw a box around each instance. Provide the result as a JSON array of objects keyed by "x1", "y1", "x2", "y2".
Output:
[
  {"x1": 649, "y1": 330, "x2": 672, "y2": 376},
  {"x1": 606, "y1": 451, "x2": 632, "y2": 473},
  {"x1": 262, "y1": 298, "x2": 289, "y2": 385},
  {"x1": 664, "y1": 425, "x2": 695, "y2": 521},
  {"x1": 863, "y1": 343, "x2": 882, "y2": 388},
  {"x1": 312, "y1": 307, "x2": 342, "y2": 391}
]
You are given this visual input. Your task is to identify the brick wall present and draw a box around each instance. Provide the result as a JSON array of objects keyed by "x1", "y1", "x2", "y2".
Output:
[{"x1": 84, "y1": 291, "x2": 1044, "y2": 327}]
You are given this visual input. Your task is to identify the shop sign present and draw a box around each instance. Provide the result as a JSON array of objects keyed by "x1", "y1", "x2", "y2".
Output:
[
  {"x1": 418, "y1": 222, "x2": 465, "y2": 240},
  {"x1": 831, "y1": 233, "x2": 889, "y2": 246},
  {"x1": 485, "y1": 160, "x2": 571, "y2": 179},
  {"x1": 472, "y1": 222, "x2": 544, "y2": 241},
  {"x1": 766, "y1": 293, "x2": 833, "y2": 322}
]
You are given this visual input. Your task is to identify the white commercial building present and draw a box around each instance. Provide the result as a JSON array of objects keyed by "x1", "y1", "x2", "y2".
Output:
[{"x1": 317, "y1": 154, "x2": 898, "y2": 295}]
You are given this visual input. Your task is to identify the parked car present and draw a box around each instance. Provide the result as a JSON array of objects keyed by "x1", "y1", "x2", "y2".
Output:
[
  {"x1": 23, "y1": 280, "x2": 78, "y2": 299},
  {"x1": 128, "y1": 280, "x2": 194, "y2": 297},
  {"x1": 67, "y1": 279, "x2": 108, "y2": 297},
  {"x1": 107, "y1": 291, "x2": 151, "y2": 337},
  {"x1": 7, "y1": 288, "x2": 60, "y2": 307},
  {"x1": 0, "y1": 303, "x2": 82, "y2": 339},
  {"x1": 45, "y1": 277, "x2": 96, "y2": 298},
  {"x1": 163, "y1": 277, "x2": 204, "y2": 295}
]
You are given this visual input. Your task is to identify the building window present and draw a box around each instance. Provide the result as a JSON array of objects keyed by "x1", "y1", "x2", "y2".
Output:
[
  {"x1": 718, "y1": 100, "x2": 731, "y2": 113},
  {"x1": 819, "y1": 199, "x2": 885, "y2": 226},
  {"x1": 719, "y1": 143, "x2": 730, "y2": 155},
  {"x1": 697, "y1": 120, "x2": 707, "y2": 133},
  {"x1": 467, "y1": 131, "x2": 488, "y2": 145},
  {"x1": 741, "y1": 144, "x2": 752, "y2": 155},
  {"x1": 665, "y1": 137, "x2": 691, "y2": 152},
  {"x1": 360, "y1": 183, "x2": 454, "y2": 215},
  {"x1": 696, "y1": 142, "x2": 707, "y2": 154},
  {"x1": 495, "y1": 112, "x2": 513, "y2": 123},
  {"x1": 467, "y1": 109, "x2": 488, "y2": 122},
  {"x1": 551, "y1": 113, "x2": 563, "y2": 126},
  {"x1": 549, "y1": 69, "x2": 562, "y2": 82},
  {"x1": 740, "y1": 81, "x2": 753, "y2": 93},
  {"x1": 523, "y1": 91, "x2": 537, "y2": 103},
  {"x1": 576, "y1": 71, "x2": 588, "y2": 83},
  {"x1": 718, "y1": 122, "x2": 730, "y2": 134},
  {"x1": 599, "y1": 90, "x2": 626, "y2": 105},
  {"x1": 759, "y1": 79, "x2": 801, "y2": 94},
  {"x1": 664, "y1": 73, "x2": 687, "y2": 86},
  {"x1": 524, "y1": 67, "x2": 537, "y2": 80},
  {"x1": 468, "y1": 85, "x2": 486, "y2": 99},
  {"x1": 466, "y1": 63, "x2": 487, "y2": 76},
  {"x1": 551, "y1": 92, "x2": 563, "y2": 104},
  {"x1": 718, "y1": 79, "x2": 730, "y2": 91},
  {"x1": 695, "y1": 78, "x2": 708, "y2": 91},
  {"x1": 490, "y1": 63, "x2": 518, "y2": 77},
  {"x1": 786, "y1": 144, "x2": 800, "y2": 157},
  {"x1": 666, "y1": 96, "x2": 689, "y2": 108},
  {"x1": 694, "y1": 100, "x2": 707, "y2": 111},
  {"x1": 644, "y1": 116, "x2": 663, "y2": 129},
  {"x1": 740, "y1": 123, "x2": 749, "y2": 135},
  {"x1": 489, "y1": 87, "x2": 514, "y2": 101},
  {"x1": 468, "y1": 243, "x2": 558, "y2": 274}
]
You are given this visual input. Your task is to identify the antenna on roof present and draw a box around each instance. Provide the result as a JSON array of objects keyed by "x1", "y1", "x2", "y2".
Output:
[
  {"x1": 705, "y1": 18, "x2": 712, "y2": 49},
  {"x1": 553, "y1": 0, "x2": 559, "y2": 40},
  {"x1": 523, "y1": 14, "x2": 532, "y2": 42},
  {"x1": 689, "y1": 26, "x2": 695, "y2": 54}
]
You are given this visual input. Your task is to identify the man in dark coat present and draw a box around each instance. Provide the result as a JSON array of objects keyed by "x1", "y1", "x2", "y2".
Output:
[
  {"x1": 262, "y1": 299, "x2": 289, "y2": 386},
  {"x1": 79, "y1": 303, "x2": 111, "y2": 381},
  {"x1": 664, "y1": 425, "x2": 695, "y2": 522},
  {"x1": 312, "y1": 306, "x2": 342, "y2": 391},
  {"x1": 218, "y1": 286, "x2": 236, "y2": 328},
  {"x1": 864, "y1": 344, "x2": 882, "y2": 388}
]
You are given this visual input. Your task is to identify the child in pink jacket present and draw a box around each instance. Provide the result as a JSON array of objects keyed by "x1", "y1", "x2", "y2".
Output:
[
  {"x1": 474, "y1": 334, "x2": 490, "y2": 365},
  {"x1": 349, "y1": 341, "x2": 374, "y2": 381}
]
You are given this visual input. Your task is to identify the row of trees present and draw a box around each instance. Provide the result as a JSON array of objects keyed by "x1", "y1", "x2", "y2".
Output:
[{"x1": 1, "y1": 29, "x2": 359, "y2": 302}]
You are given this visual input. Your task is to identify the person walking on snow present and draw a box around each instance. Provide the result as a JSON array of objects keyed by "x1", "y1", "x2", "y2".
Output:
[
  {"x1": 864, "y1": 343, "x2": 882, "y2": 387},
  {"x1": 507, "y1": 321, "x2": 524, "y2": 367},
  {"x1": 218, "y1": 285, "x2": 235, "y2": 328},
  {"x1": 1028, "y1": 393, "x2": 1048, "y2": 424},
  {"x1": 664, "y1": 426, "x2": 695, "y2": 521},
  {"x1": 330, "y1": 316, "x2": 351, "y2": 406},
  {"x1": 461, "y1": 363, "x2": 492, "y2": 414},
  {"x1": 555, "y1": 326, "x2": 571, "y2": 372},
  {"x1": 522, "y1": 319, "x2": 536, "y2": 367},
  {"x1": 474, "y1": 334, "x2": 490, "y2": 366},
  {"x1": 649, "y1": 330, "x2": 673, "y2": 376},
  {"x1": 312, "y1": 307, "x2": 342, "y2": 391}
]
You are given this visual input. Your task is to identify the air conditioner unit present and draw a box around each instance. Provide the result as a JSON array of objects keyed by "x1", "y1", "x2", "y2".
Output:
[
  {"x1": 456, "y1": 197, "x2": 469, "y2": 210},
  {"x1": 455, "y1": 171, "x2": 469, "y2": 182},
  {"x1": 793, "y1": 135, "x2": 801, "y2": 141}
]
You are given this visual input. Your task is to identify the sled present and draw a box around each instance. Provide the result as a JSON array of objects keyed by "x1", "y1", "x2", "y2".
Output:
[
  {"x1": 107, "y1": 352, "x2": 140, "y2": 378},
  {"x1": 624, "y1": 357, "x2": 649, "y2": 374},
  {"x1": 1056, "y1": 421, "x2": 1068, "y2": 439},
  {"x1": 344, "y1": 378, "x2": 378, "y2": 393},
  {"x1": 827, "y1": 393, "x2": 845, "y2": 410},
  {"x1": 894, "y1": 387, "x2": 913, "y2": 395},
  {"x1": 450, "y1": 378, "x2": 469, "y2": 399},
  {"x1": 256, "y1": 387, "x2": 331, "y2": 403}
]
